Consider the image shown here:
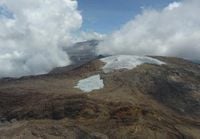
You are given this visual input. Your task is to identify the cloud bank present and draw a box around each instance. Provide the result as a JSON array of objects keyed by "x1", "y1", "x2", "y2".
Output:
[
  {"x1": 0, "y1": 0, "x2": 82, "y2": 78},
  {"x1": 97, "y1": 0, "x2": 200, "y2": 60},
  {"x1": 73, "y1": 31, "x2": 106, "y2": 42}
]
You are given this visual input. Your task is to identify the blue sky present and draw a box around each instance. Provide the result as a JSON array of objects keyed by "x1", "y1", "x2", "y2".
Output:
[
  {"x1": 0, "y1": 4, "x2": 13, "y2": 18},
  {"x1": 0, "y1": 0, "x2": 180, "y2": 34},
  {"x1": 78, "y1": 0, "x2": 180, "y2": 34}
]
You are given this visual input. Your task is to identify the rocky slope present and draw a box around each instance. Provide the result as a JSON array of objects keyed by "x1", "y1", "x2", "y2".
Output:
[{"x1": 0, "y1": 55, "x2": 200, "y2": 139}]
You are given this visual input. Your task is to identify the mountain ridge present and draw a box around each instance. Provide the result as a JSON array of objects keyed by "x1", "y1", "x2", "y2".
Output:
[{"x1": 0, "y1": 54, "x2": 199, "y2": 139}]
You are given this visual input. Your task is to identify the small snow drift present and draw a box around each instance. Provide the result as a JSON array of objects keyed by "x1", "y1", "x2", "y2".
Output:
[
  {"x1": 75, "y1": 74, "x2": 104, "y2": 93},
  {"x1": 100, "y1": 55, "x2": 165, "y2": 73}
]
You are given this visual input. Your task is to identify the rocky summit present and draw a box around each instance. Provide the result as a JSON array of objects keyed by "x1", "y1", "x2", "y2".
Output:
[{"x1": 0, "y1": 55, "x2": 200, "y2": 139}]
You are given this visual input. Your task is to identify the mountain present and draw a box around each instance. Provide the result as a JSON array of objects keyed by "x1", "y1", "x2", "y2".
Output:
[
  {"x1": 50, "y1": 40, "x2": 100, "y2": 74},
  {"x1": 0, "y1": 54, "x2": 199, "y2": 139},
  {"x1": 56, "y1": 39, "x2": 199, "y2": 75},
  {"x1": 64, "y1": 39, "x2": 99, "y2": 64},
  {"x1": 192, "y1": 60, "x2": 200, "y2": 65}
]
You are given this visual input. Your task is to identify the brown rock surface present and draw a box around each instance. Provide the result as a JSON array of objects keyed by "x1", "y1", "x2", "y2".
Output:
[{"x1": 0, "y1": 56, "x2": 199, "y2": 139}]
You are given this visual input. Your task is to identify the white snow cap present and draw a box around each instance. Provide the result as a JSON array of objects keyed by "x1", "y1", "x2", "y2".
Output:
[
  {"x1": 75, "y1": 74, "x2": 104, "y2": 93},
  {"x1": 100, "y1": 55, "x2": 165, "y2": 73}
]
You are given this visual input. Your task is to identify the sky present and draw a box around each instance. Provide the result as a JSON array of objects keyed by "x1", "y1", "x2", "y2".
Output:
[
  {"x1": 97, "y1": 0, "x2": 200, "y2": 60},
  {"x1": 0, "y1": 0, "x2": 200, "y2": 78},
  {"x1": 78, "y1": 0, "x2": 180, "y2": 33},
  {"x1": 0, "y1": 0, "x2": 81, "y2": 78}
]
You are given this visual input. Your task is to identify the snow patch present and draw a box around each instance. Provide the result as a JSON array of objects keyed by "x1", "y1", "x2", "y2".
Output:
[
  {"x1": 100, "y1": 55, "x2": 165, "y2": 73},
  {"x1": 75, "y1": 74, "x2": 104, "y2": 93}
]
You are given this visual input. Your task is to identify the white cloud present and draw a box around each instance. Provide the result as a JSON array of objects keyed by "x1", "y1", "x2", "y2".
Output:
[
  {"x1": 165, "y1": 1, "x2": 181, "y2": 11},
  {"x1": 73, "y1": 31, "x2": 106, "y2": 42},
  {"x1": 97, "y1": 0, "x2": 200, "y2": 60},
  {"x1": 0, "y1": 0, "x2": 82, "y2": 78}
]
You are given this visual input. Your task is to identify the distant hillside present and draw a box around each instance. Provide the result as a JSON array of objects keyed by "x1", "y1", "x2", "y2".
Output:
[
  {"x1": 65, "y1": 39, "x2": 99, "y2": 64},
  {"x1": 192, "y1": 59, "x2": 200, "y2": 64},
  {"x1": 50, "y1": 40, "x2": 101, "y2": 74}
]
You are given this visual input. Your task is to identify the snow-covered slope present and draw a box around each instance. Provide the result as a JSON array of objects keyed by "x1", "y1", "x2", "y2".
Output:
[
  {"x1": 100, "y1": 55, "x2": 165, "y2": 73},
  {"x1": 75, "y1": 74, "x2": 104, "y2": 92}
]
